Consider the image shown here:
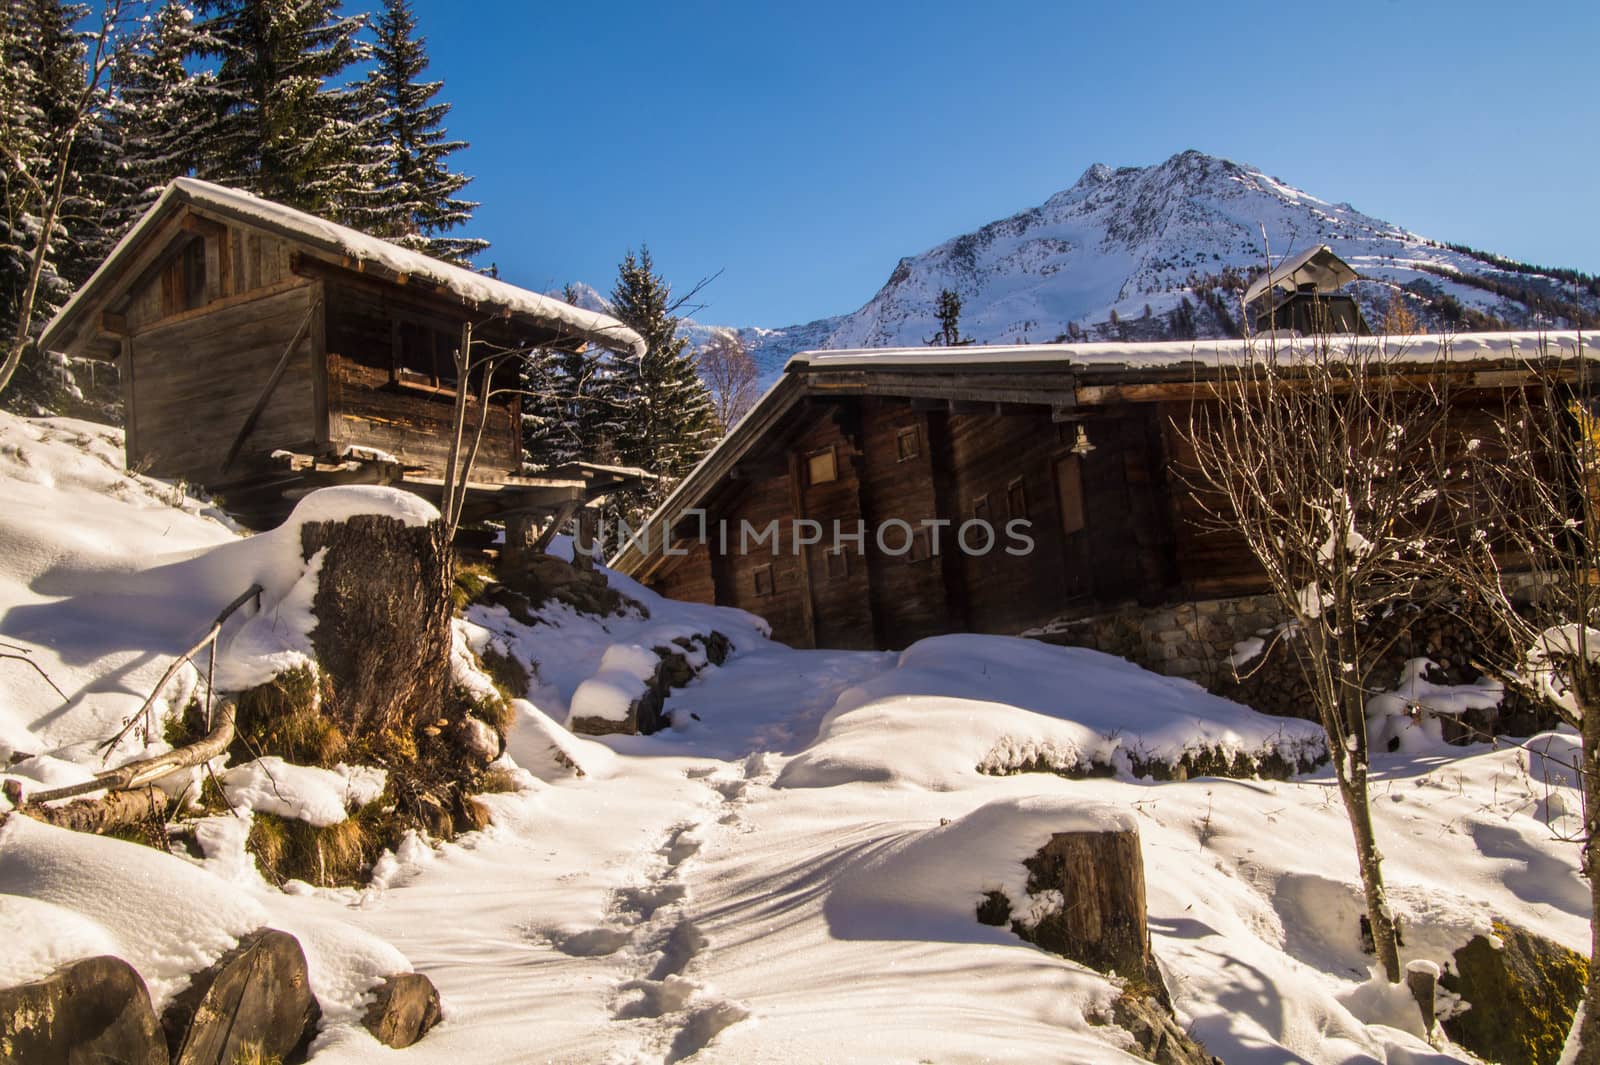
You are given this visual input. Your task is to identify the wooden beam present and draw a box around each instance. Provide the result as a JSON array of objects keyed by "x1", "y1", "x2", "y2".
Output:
[
  {"x1": 806, "y1": 369, "x2": 1077, "y2": 408},
  {"x1": 786, "y1": 451, "x2": 818, "y2": 649},
  {"x1": 1074, "y1": 366, "x2": 1582, "y2": 406}
]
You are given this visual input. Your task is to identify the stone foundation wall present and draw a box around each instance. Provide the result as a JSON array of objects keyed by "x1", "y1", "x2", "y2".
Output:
[
  {"x1": 1029, "y1": 594, "x2": 1281, "y2": 689},
  {"x1": 1029, "y1": 586, "x2": 1557, "y2": 738}
]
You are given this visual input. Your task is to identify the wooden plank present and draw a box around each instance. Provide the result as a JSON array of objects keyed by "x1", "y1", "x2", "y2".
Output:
[
  {"x1": 119, "y1": 337, "x2": 138, "y2": 464},
  {"x1": 807, "y1": 370, "x2": 1076, "y2": 408},
  {"x1": 220, "y1": 295, "x2": 321, "y2": 475},
  {"x1": 787, "y1": 451, "x2": 818, "y2": 649},
  {"x1": 1074, "y1": 366, "x2": 1582, "y2": 406},
  {"x1": 129, "y1": 276, "x2": 307, "y2": 338},
  {"x1": 308, "y1": 280, "x2": 329, "y2": 446},
  {"x1": 127, "y1": 285, "x2": 319, "y2": 485}
]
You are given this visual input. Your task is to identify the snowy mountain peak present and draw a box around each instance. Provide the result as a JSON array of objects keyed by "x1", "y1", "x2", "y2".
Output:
[{"x1": 723, "y1": 149, "x2": 1598, "y2": 377}]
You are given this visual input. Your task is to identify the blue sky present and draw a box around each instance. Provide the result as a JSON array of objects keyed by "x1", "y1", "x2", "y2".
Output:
[{"x1": 415, "y1": 0, "x2": 1600, "y2": 328}]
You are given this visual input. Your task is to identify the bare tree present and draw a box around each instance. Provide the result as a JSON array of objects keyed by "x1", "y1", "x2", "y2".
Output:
[
  {"x1": 1439, "y1": 335, "x2": 1600, "y2": 1059},
  {"x1": 697, "y1": 328, "x2": 759, "y2": 433},
  {"x1": 0, "y1": 0, "x2": 126, "y2": 399},
  {"x1": 1178, "y1": 332, "x2": 1453, "y2": 984}
]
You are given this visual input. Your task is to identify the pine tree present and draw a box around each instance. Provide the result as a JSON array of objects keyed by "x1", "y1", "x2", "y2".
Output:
[
  {"x1": 929, "y1": 288, "x2": 970, "y2": 346},
  {"x1": 113, "y1": 0, "x2": 212, "y2": 209},
  {"x1": 357, "y1": 0, "x2": 484, "y2": 263},
  {"x1": 0, "y1": 0, "x2": 128, "y2": 408},
  {"x1": 610, "y1": 248, "x2": 716, "y2": 511},
  {"x1": 522, "y1": 284, "x2": 628, "y2": 468},
  {"x1": 188, "y1": 0, "x2": 374, "y2": 220}
]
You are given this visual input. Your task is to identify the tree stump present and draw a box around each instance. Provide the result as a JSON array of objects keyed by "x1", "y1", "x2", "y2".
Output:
[
  {"x1": 302, "y1": 515, "x2": 453, "y2": 740},
  {"x1": 162, "y1": 928, "x2": 321, "y2": 1065},
  {"x1": 0, "y1": 955, "x2": 167, "y2": 1065},
  {"x1": 1020, "y1": 827, "x2": 1154, "y2": 988}
]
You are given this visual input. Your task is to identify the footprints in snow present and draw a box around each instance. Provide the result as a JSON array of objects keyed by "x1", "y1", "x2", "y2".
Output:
[{"x1": 548, "y1": 757, "x2": 765, "y2": 1061}]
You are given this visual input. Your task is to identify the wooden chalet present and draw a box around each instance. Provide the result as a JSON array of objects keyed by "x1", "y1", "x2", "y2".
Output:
[
  {"x1": 38, "y1": 178, "x2": 647, "y2": 529},
  {"x1": 611, "y1": 332, "x2": 1593, "y2": 660}
]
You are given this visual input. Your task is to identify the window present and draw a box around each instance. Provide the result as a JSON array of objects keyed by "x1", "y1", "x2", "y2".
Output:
[
  {"x1": 896, "y1": 425, "x2": 921, "y2": 462},
  {"x1": 972, "y1": 494, "x2": 991, "y2": 523},
  {"x1": 1056, "y1": 455, "x2": 1085, "y2": 535},
  {"x1": 393, "y1": 318, "x2": 461, "y2": 392},
  {"x1": 1006, "y1": 478, "x2": 1028, "y2": 521},
  {"x1": 806, "y1": 446, "x2": 838, "y2": 485},
  {"x1": 753, "y1": 564, "x2": 774, "y2": 597},
  {"x1": 825, "y1": 546, "x2": 849, "y2": 580}
]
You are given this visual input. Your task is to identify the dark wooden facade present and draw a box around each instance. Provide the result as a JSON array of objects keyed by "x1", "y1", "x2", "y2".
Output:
[
  {"x1": 41, "y1": 179, "x2": 643, "y2": 527},
  {"x1": 620, "y1": 335, "x2": 1590, "y2": 650}
]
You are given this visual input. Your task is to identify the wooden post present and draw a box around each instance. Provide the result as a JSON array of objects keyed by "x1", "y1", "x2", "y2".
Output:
[
  {"x1": 1406, "y1": 963, "x2": 1438, "y2": 1041},
  {"x1": 574, "y1": 507, "x2": 597, "y2": 572},
  {"x1": 501, "y1": 513, "x2": 540, "y2": 572},
  {"x1": 786, "y1": 451, "x2": 818, "y2": 649}
]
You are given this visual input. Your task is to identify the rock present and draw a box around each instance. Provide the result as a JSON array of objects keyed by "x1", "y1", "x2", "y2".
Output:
[
  {"x1": 362, "y1": 972, "x2": 442, "y2": 1049},
  {"x1": 163, "y1": 928, "x2": 321, "y2": 1065},
  {"x1": 501, "y1": 553, "x2": 630, "y2": 617},
  {"x1": 569, "y1": 632, "x2": 732, "y2": 737},
  {"x1": 0, "y1": 954, "x2": 167, "y2": 1065},
  {"x1": 1438, "y1": 920, "x2": 1586, "y2": 1065}
]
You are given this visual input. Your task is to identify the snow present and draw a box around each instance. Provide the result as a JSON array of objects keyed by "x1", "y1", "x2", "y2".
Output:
[
  {"x1": 0, "y1": 411, "x2": 1593, "y2": 1064},
  {"x1": 778, "y1": 635, "x2": 1325, "y2": 788},
  {"x1": 787, "y1": 329, "x2": 1591, "y2": 373},
  {"x1": 220, "y1": 758, "x2": 387, "y2": 827},
  {"x1": 567, "y1": 643, "x2": 660, "y2": 724},
  {"x1": 0, "y1": 816, "x2": 268, "y2": 1009},
  {"x1": 1367, "y1": 658, "x2": 1505, "y2": 753},
  {"x1": 43, "y1": 178, "x2": 647, "y2": 360}
]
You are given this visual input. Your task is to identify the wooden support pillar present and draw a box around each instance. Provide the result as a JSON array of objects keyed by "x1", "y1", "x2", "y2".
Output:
[
  {"x1": 786, "y1": 451, "x2": 818, "y2": 649},
  {"x1": 925, "y1": 410, "x2": 971, "y2": 631},
  {"x1": 573, "y1": 507, "x2": 597, "y2": 572}
]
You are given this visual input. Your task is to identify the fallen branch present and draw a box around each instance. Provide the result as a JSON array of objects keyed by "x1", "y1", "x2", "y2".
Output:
[
  {"x1": 9, "y1": 698, "x2": 237, "y2": 830},
  {"x1": 98, "y1": 584, "x2": 263, "y2": 757}
]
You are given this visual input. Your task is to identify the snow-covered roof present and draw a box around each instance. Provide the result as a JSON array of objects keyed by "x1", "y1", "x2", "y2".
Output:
[
  {"x1": 785, "y1": 330, "x2": 1591, "y2": 373},
  {"x1": 1241, "y1": 244, "x2": 1359, "y2": 305},
  {"x1": 40, "y1": 178, "x2": 646, "y2": 360}
]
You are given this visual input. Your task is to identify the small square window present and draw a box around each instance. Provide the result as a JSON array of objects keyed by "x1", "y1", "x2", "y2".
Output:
[
  {"x1": 825, "y1": 546, "x2": 849, "y2": 580},
  {"x1": 806, "y1": 447, "x2": 837, "y2": 485},
  {"x1": 896, "y1": 425, "x2": 921, "y2": 462},
  {"x1": 1006, "y1": 478, "x2": 1028, "y2": 521},
  {"x1": 753, "y1": 564, "x2": 774, "y2": 597}
]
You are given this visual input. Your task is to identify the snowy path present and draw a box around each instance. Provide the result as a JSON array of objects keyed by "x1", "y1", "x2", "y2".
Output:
[{"x1": 295, "y1": 639, "x2": 1588, "y2": 1065}]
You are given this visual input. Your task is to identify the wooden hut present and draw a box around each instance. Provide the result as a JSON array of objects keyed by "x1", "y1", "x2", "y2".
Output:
[
  {"x1": 1243, "y1": 244, "x2": 1370, "y2": 336},
  {"x1": 610, "y1": 332, "x2": 1591, "y2": 678},
  {"x1": 38, "y1": 178, "x2": 647, "y2": 528}
]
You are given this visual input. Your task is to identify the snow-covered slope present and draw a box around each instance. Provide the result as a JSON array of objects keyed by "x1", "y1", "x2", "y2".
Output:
[
  {"x1": 698, "y1": 150, "x2": 1598, "y2": 381},
  {"x1": 5, "y1": 413, "x2": 1585, "y2": 1063}
]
